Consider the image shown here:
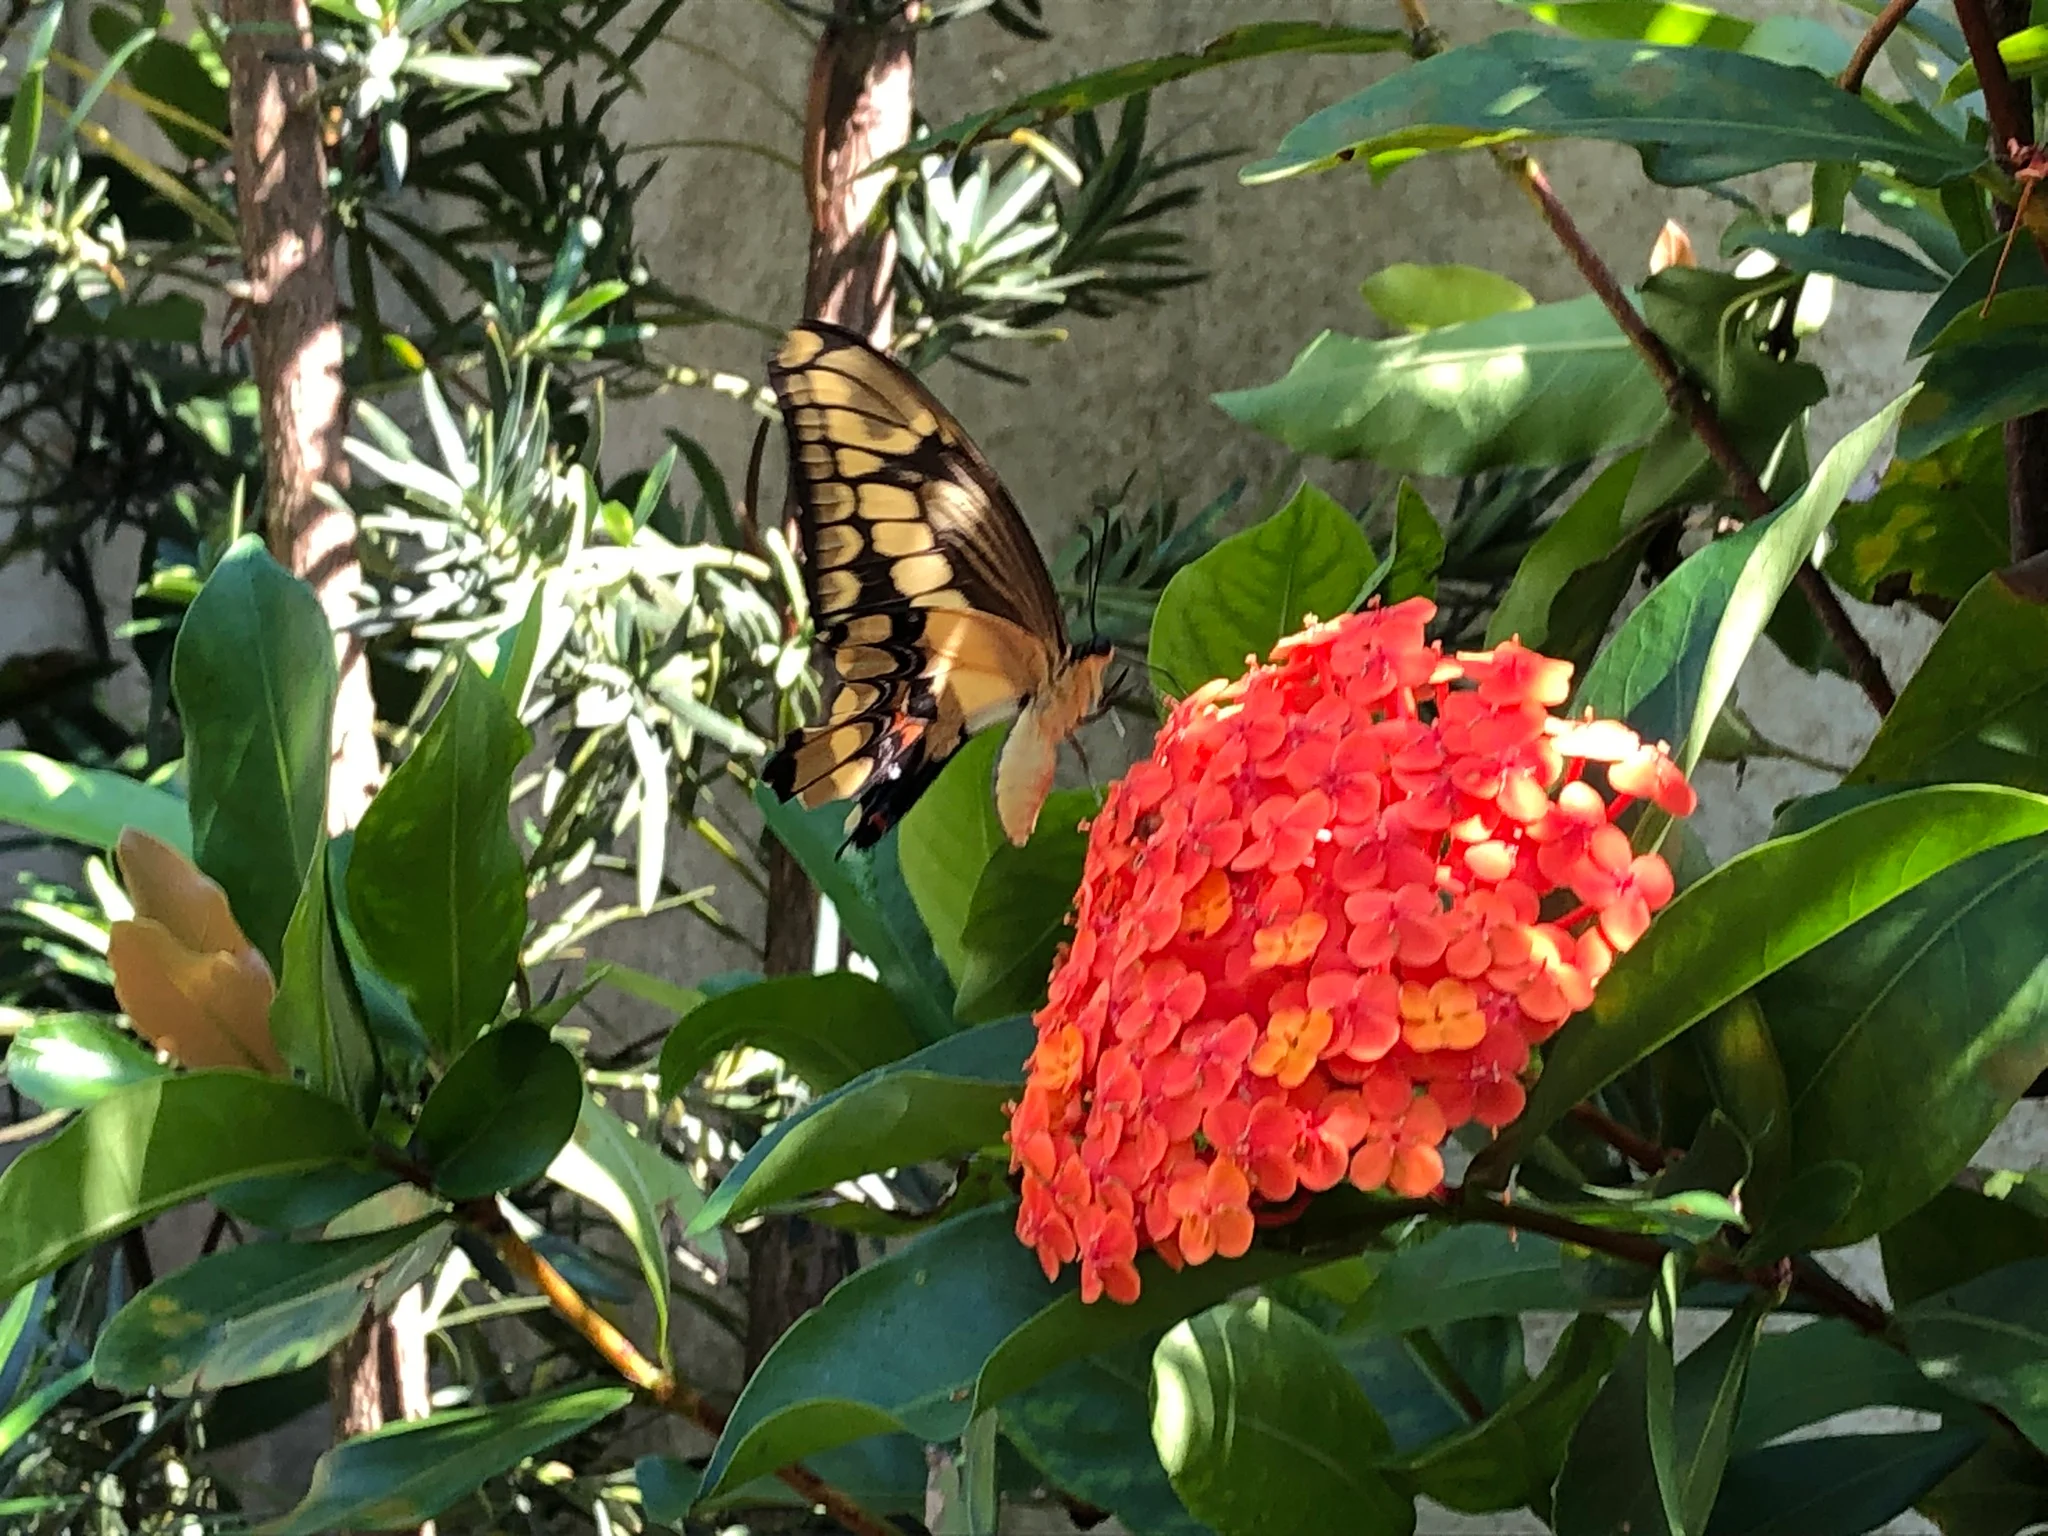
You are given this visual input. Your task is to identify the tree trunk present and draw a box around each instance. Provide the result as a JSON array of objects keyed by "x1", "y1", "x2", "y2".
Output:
[
  {"x1": 745, "y1": 0, "x2": 919, "y2": 1376},
  {"x1": 222, "y1": 0, "x2": 423, "y2": 1513}
]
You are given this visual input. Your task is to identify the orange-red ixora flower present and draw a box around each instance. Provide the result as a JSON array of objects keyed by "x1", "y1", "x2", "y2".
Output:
[{"x1": 1008, "y1": 600, "x2": 1695, "y2": 1302}]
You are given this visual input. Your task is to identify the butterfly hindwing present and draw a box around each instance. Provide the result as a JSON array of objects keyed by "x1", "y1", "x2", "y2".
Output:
[{"x1": 764, "y1": 320, "x2": 1076, "y2": 848}]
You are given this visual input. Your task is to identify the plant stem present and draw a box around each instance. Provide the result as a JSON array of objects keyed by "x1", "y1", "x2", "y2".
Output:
[
  {"x1": 1567, "y1": 1103, "x2": 1671, "y2": 1172},
  {"x1": 1508, "y1": 155, "x2": 1897, "y2": 714},
  {"x1": 1954, "y1": 0, "x2": 2048, "y2": 561},
  {"x1": 1839, "y1": 0, "x2": 1919, "y2": 92},
  {"x1": 471, "y1": 1205, "x2": 904, "y2": 1536}
]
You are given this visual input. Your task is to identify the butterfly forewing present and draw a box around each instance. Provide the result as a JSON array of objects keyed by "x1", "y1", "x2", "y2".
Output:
[{"x1": 764, "y1": 320, "x2": 1090, "y2": 849}]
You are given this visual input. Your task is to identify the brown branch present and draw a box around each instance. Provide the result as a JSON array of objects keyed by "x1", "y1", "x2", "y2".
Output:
[
  {"x1": 1510, "y1": 156, "x2": 1897, "y2": 714},
  {"x1": 1839, "y1": 0, "x2": 1919, "y2": 93},
  {"x1": 477, "y1": 1208, "x2": 904, "y2": 1536},
  {"x1": 1568, "y1": 1103, "x2": 1671, "y2": 1172},
  {"x1": 1954, "y1": 0, "x2": 2033, "y2": 168}
]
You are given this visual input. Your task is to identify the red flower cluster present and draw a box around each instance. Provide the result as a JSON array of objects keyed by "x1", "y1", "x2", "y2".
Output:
[{"x1": 1009, "y1": 600, "x2": 1696, "y2": 1304}]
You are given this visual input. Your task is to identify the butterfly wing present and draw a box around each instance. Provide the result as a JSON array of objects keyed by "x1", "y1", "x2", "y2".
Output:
[{"x1": 763, "y1": 320, "x2": 1075, "y2": 848}]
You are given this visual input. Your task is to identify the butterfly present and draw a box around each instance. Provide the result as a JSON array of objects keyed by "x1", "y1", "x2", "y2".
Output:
[{"x1": 761, "y1": 319, "x2": 1114, "y2": 851}]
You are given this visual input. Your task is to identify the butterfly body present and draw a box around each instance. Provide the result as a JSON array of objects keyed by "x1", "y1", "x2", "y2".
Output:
[{"x1": 762, "y1": 320, "x2": 1111, "y2": 850}]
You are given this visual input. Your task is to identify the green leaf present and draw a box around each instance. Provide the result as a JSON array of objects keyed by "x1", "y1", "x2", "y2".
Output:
[
  {"x1": 347, "y1": 662, "x2": 530, "y2": 1054},
  {"x1": 1342, "y1": 1226, "x2": 1578, "y2": 1334},
  {"x1": 897, "y1": 22, "x2": 1404, "y2": 160},
  {"x1": 1384, "y1": 1314, "x2": 1626, "y2": 1514},
  {"x1": 954, "y1": 796, "x2": 1092, "y2": 1023},
  {"x1": 1214, "y1": 298, "x2": 1666, "y2": 476},
  {"x1": 1824, "y1": 428, "x2": 2008, "y2": 607},
  {"x1": 270, "y1": 840, "x2": 377, "y2": 1122},
  {"x1": 212, "y1": 1166, "x2": 401, "y2": 1234},
  {"x1": 1884, "y1": 1186, "x2": 2048, "y2": 1309},
  {"x1": 0, "y1": 1072, "x2": 373, "y2": 1294},
  {"x1": 1485, "y1": 451, "x2": 1654, "y2": 671},
  {"x1": 4, "y1": 3, "x2": 59, "y2": 186},
  {"x1": 258, "y1": 1384, "x2": 631, "y2": 1535},
  {"x1": 1914, "y1": 1432, "x2": 2048, "y2": 1536},
  {"x1": 1707, "y1": 1429, "x2": 1984, "y2": 1536},
  {"x1": 1722, "y1": 226, "x2": 1946, "y2": 291},
  {"x1": 1553, "y1": 1254, "x2": 1681, "y2": 1536},
  {"x1": 547, "y1": 1094, "x2": 715, "y2": 1362},
  {"x1": 1671, "y1": 1295, "x2": 1772, "y2": 1536},
  {"x1": 1492, "y1": 785, "x2": 2048, "y2": 1178},
  {"x1": 92, "y1": 1220, "x2": 445, "y2": 1394},
  {"x1": 1003, "y1": 1341, "x2": 1211, "y2": 1536},
  {"x1": 698, "y1": 1204, "x2": 1049, "y2": 1499},
  {"x1": 171, "y1": 535, "x2": 336, "y2": 969},
  {"x1": 691, "y1": 1018, "x2": 1029, "y2": 1233},
  {"x1": 414, "y1": 1022, "x2": 581, "y2": 1200},
  {"x1": 1360, "y1": 263, "x2": 1535, "y2": 331},
  {"x1": 1514, "y1": 0, "x2": 1754, "y2": 49},
  {"x1": 0, "y1": 751, "x2": 190, "y2": 854},
  {"x1": 1735, "y1": 1160, "x2": 1861, "y2": 1264},
  {"x1": 1901, "y1": 336, "x2": 2048, "y2": 461},
  {"x1": 757, "y1": 789, "x2": 956, "y2": 1043},
  {"x1": 1153, "y1": 1297, "x2": 1414, "y2": 1536},
  {"x1": 1899, "y1": 1258, "x2": 2048, "y2": 1455},
  {"x1": 86, "y1": 8, "x2": 229, "y2": 159},
  {"x1": 1575, "y1": 388, "x2": 1914, "y2": 774},
  {"x1": 4, "y1": 1013, "x2": 167, "y2": 1108},
  {"x1": 657, "y1": 972, "x2": 920, "y2": 1098},
  {"x1": 1850, "y1": 564, "x2": 2048, "y2": 795},
  {"x1": 1911, "y1": 238, "x2": 2048, "y2": 357},
  {"x1": 639, "y1": 1438, "x2": 933, "y2": 1520},
  {"x1": 1731, "y1": 1318, "x2": 1974, "y2": 1454},
  {"x1": 1149, "y1": 483, "x2": 1375, "y2": 694},
  {"x1": 1366, "y1": 482, "x2": 1446, "y2": 606},
  {"x1": 897, "y1": 728, "x2": 1008, "y2": 985},
  {"x1": 1940, "y1": 24, "x2": 2048, "y2": 102},
  {"x1": 1756, "y1": 833, "x2": 2048, "y2": 1245},
  {"x1": 1242, "y1": 33, "x2": 1979, "y2": 187}
]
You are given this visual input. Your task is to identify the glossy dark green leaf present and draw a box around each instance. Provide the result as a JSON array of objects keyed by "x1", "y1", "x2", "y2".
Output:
[
  {"x1": 1824, "y1": 429, "x2": 2008, "y2": 608},
  {"x1": 1900, "y1": 1260, "x2": 2048, "y2": 1454},
  {"x1": 1149, "y1": 483, "x2": 1375, "y2": 695},
  {"x1": 348, "y1": 663, "x2": 530, "y2": 1054},
  {"x1": 657, "y1": 971, "x2": 919, "y2": 1098},
  {"x1": 1707, "y1": 1429, "x2": 1983, "y2": 1536},
  {"x1": 172, "y1": 535, "x2": 336, "y2": 969},
  {"x1": 1002, "y1": 1341, "x2": 1211, "y2": 1536},
  {"x1": 1732, "y1": 1318, "x2": 1974, "y2": 1456},
  {"x1": 1385, "y1": 1314, "x2": 1626, "y2": 1514},
  {"x1": 1671, "y1": 1294, "x2": 1773, "y2": 1535},
  {"x1": 4, "y1": 1013, "x2": 167, "y2": 1108},
  {"x1": 697, "y1": 1204, "x2": 1052, "y2": 1499},
  {"x1": 1850, "y1": 564, "x2": 2048, "y2": 796},
  {"x1": 258, "y1": 1383, "x2": 630, "y2": 1534},
  {"x1": 87, "y1": 8, "x2": 229, "y2": 160},
  {"x1": 897, "y1": 22, "x2": 1403, "y2": 159},
  {"x1": 1575, "y1": 389, "x2": 1911, "y2": 774},
  {"x1": 324, "y1": 828, "x2": 431, "y2": 1078},
  {"x1": 415, "y1": 1022, "x2": 581, "y2": 1199},
  {"x1": 1512, "y1": 0, "x2": 1753, "y2": 48},
  {"x1": 954, "y1": 796, "x2": 1092, "y2": 1023},
  {"x1": 1734, "y1": 1161, "x2": 1860, "y2": 1264},
  {"x1": 1153, "y1": 1297, "x2": 1413, "y2": 1536},
  {"x1": 1485, "y1": 451, "x2": 1653, "y2": 669},
  {"x1": 1341, "y1": 1226, "x2": 1576, "y2": 1335},
  {"x1": 1915, "y1": 1431, "x2": 2048, "y2": 1536},
  {"x1": 93, "y1": 1220, "x2": 444, "y2": 1394},
  {"x1": 1553, "y1": 1255, "x2": 1681, "y2": 1536},
  {"x1": 1361, "y1": 262, "x2": 1534, "y2": 332},
  {"x1": 1368, "y1": 482, "x2": 1446, "y2": 605},
  {"x1": 1902, "y1": 337, "x2": 2048, "y2": 461},
  {"x1": 1682, "y1": 998, "x2": 1792, "y2": 1216},
  {"x1": 1214, "y1": 298, "x2": 1665, "y2": 476},
  {"x1": 1883, "y1": 1186, "x2": 2048, "y2": 1309},
  {"x1": 212, "y1": 1165, "x2": 401, "y2": 1233},
  {"x1": 547, "y1": 1094, "x2": 713, "y2": 1361},
  {"x1": 1242, "y1": 33, "x2": 1979, "y2": 187},
  {"x1": 638, "y1": 1437, "x2": 932, "y2": 1521},
  {"x1": 691, "y1": 1018, "x2": 1030, "y2": 1233},
  {"x1": 1723, "y1": 226, "x2": 1945, "y2": 291},
  {"x1": 1494, "y1": 785, "x2": 2048, "y2": 1177},
  {"x1": 1756, "y1": 834, "x2": 2048, "y2": 1245},
  {"x1": 270, "y1": 840, "x2": 377, "y2": 1122},
  {"x1": 0, "y1": 750, "x2": 191, "y2": 855},
  {"x1": 1911, "y1": 238, "x2": 2048, "y2": 356},
  {"x1": 897, "y1": 727, "x2": 1008, "y2": 984},
  {"x1": 757, "y1": 787, "x2": 956, "y2": 1043},
  {"x1": 0, "y1": 1071, "x2": 373, "y2": 1293}
]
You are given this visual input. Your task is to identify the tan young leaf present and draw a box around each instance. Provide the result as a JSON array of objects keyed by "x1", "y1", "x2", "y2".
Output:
[
  {"x1": 1649, "y1": 219, "x2": 1696, "y2": 275},
  {"x1": 108, "y1": 829, "x2": 282, "y2": 1073}
]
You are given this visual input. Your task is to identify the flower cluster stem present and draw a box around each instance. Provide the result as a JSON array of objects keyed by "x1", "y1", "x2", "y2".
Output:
[{"x1": 461, "y1": 1202, "x2": 903, "y2": 1536}]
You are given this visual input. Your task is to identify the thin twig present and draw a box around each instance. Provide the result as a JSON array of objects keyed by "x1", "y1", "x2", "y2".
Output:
[
  {"x1": 1838, "y1": 0, "x2": 1919, "y2": 92},
  {"x1": 1509, "y1": 155, "x2": 1898, "y2": 714},
  {"x1": 470, "y1": 1204, "x2": 904, "y2": 1536},
  {"x1": 1568, "y1": 1103, "x2": 1671, "y2": 1172}
]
